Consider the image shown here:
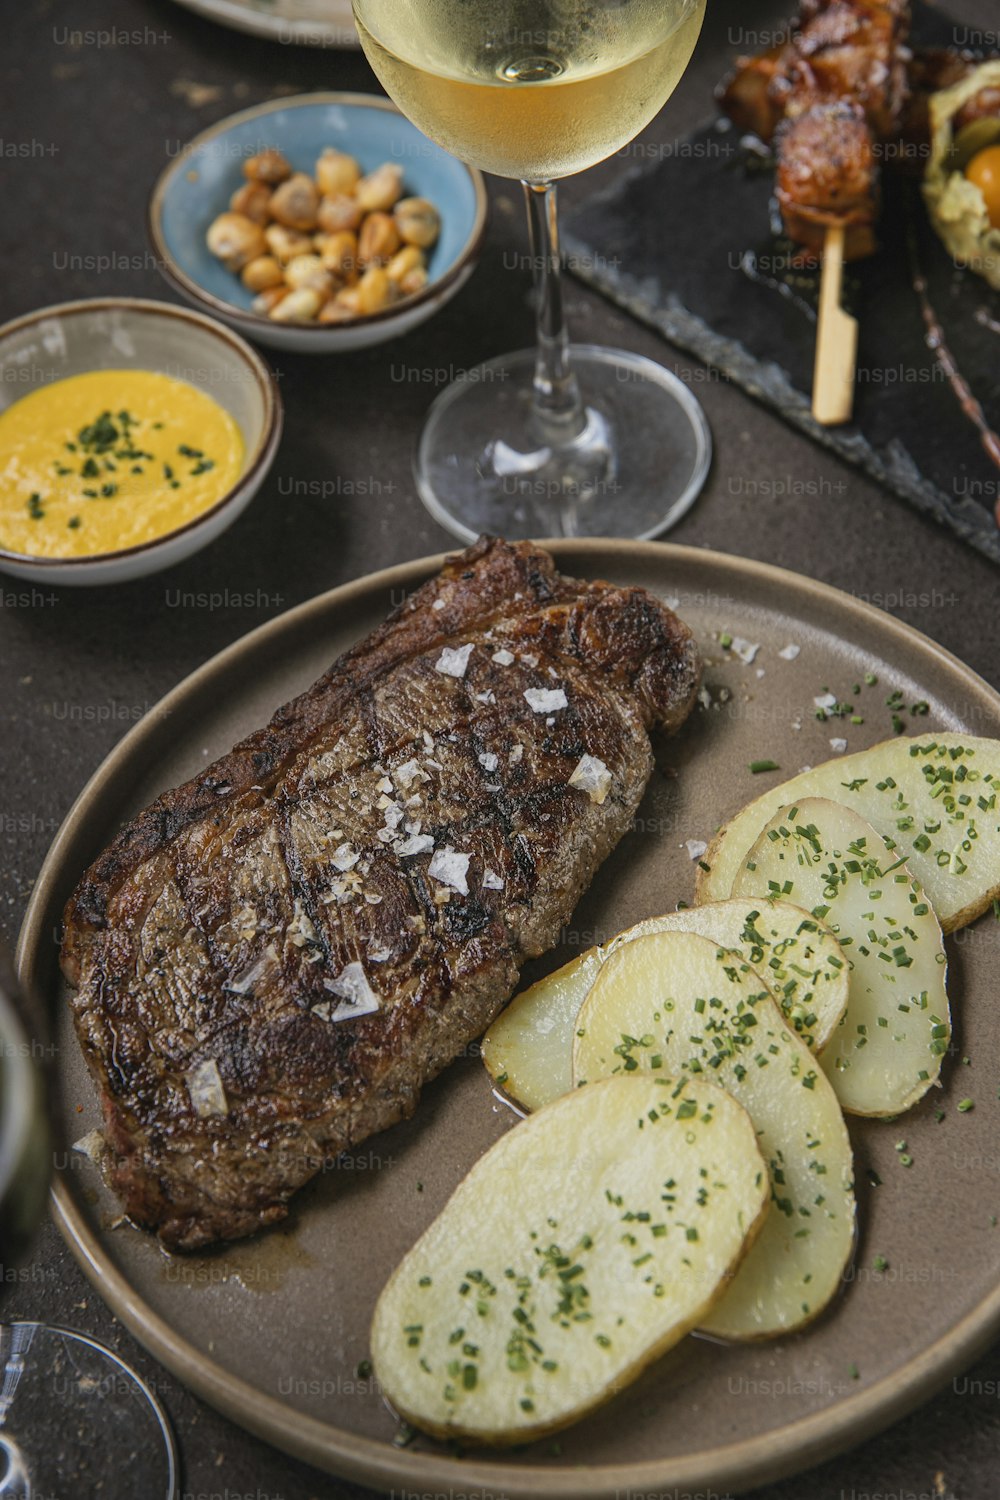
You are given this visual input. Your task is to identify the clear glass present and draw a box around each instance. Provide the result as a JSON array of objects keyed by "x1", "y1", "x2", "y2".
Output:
[
  {"x1": 352, "y1": 0, "x2": 711, "y2": 541},
  {"x1": 0, "y1": 965, "x2": 178, "y2": 1499}
]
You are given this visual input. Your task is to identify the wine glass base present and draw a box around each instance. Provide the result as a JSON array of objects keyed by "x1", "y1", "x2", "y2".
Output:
[
  {"x1": 0, "y1": 1324, "x2": 177, "y2": 1498},
  {"x1": 414, "y1": 343, "x2": 712, "y2": 542}
]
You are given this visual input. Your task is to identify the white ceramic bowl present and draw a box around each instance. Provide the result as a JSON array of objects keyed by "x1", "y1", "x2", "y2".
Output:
[
  {"x1": 0, "y1": 298, "x2": 282, "y2": 586},
  {"x1": 148, "y1": 92, "x2": 489, "y2": 354}
]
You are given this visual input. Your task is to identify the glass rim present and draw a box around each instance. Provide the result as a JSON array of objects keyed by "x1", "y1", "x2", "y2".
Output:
[{"x1": 0, "y1": 978, "x2": 35, "y2": 1208}]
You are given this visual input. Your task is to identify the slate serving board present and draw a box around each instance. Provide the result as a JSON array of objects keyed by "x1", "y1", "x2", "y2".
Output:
[{"x1": 563, "y1": 8, "x2": 1000, "y2": 565}]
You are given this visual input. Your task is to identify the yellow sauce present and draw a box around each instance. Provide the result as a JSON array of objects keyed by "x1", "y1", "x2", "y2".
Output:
[{"x1": 0, "y1": 370, "x2": 244, "y2": 558}]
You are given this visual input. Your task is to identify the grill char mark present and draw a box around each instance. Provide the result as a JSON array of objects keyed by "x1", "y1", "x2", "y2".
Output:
[{"x1": 274, "y1": 801, "x2": 336, "y2": 989}]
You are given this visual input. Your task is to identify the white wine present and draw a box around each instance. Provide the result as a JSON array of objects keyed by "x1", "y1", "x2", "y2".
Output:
[
  {"x1": 352, "y1": 0, "x2": 713, "y2": 544},
  {"x1": 352, "y1": 0, "x2": 707, "y2": 181}
]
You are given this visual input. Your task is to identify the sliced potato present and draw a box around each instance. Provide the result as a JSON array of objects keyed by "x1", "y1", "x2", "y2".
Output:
[
  {"x1": 573, "y1": 931, "x2": 855, "y2": 1341},
  {"x1": 482, "y1": 900, "x2": 849, "y2": 1112},
  {"x1": 626, "y1": 905, "x2": 849, "y2": 1052},
  {"x1": 733, "y1": 797, "x2": 950, "y2": 1117},
  {"x1": 697, "y1": 734, "x2": 1000, "y2": 933},
  {"x1": 371, "y1": 1074, "x2": 769, "y2": 1444},
  {"x1": 482, "y1": 948, "x2": 604, "y2": 1114}
]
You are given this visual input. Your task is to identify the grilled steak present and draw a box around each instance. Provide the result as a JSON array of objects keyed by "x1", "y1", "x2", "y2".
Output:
[{"x1": 61, "y1": 537, "x2": 700, "y2": 1251}]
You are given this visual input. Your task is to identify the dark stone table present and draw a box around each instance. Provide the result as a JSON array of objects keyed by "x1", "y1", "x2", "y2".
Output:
[{"x1": 3, "y1": 0, "x2": 998, "y2": 1495}]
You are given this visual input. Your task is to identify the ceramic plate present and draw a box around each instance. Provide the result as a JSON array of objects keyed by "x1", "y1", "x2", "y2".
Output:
[
  {"x1": 170, "y1": 0, "x2": 358, "y2": 48},
  {"x1": 18, "y1": 541, "x2": 1000, "y2": 1497}
]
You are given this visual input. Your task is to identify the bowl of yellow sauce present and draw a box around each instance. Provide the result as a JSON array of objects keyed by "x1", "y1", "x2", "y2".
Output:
[{"x1": 0, "y1": 298, "x2": 282, "y2": 584}]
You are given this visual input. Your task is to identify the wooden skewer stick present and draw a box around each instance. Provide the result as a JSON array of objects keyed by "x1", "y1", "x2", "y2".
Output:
[{"x1": 812, "y1": 223, "x2": 858, "y2": 427}]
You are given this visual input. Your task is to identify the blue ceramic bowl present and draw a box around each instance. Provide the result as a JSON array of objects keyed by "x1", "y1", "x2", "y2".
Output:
[{"x1": 149, "y1": 93, "x2": 488, "y2": 353}]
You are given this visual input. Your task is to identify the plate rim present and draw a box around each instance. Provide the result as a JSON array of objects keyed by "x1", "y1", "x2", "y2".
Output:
[
  {"x1": 169, "y1": 0, "x2": 360, "y2": 47},
  {"x1": 19, "y1": 537, "x2": 1000, "y2": 1497}
]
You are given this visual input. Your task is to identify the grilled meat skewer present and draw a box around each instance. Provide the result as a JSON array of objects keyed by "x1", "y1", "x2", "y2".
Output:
[
  {"x1": 720, "y1": 0, "x2": 910, "y2": 259},
  {"x1": 776, "y1": 101, "x2": 880, "y2": 261}
]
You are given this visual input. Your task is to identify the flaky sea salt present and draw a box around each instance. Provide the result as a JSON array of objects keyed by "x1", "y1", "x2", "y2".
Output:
[
  {"x1": 332, "y1": 842, "x2": 359, "y2": 872},
  {"x1": 396, "y1": 832, "x2": 435, "y2": 857},
  {"x1": 186, "y1": 1058, "x2": 228, "y2": 1118},
  {"x1": 316, "y1": 961, "x2": 381, "y2": 1023},
  {"x1": 428, "y1": 847, "x2": 471, "y2": 895},
  {"x1": 524, "y1": 687, "x2": 568, "y2": 713},
  {"x1": 435, "y1": 643, "x2": 474, "y2": 679},
  {"x1": 72, "y1": 1129, "x2": 106, "y2": 1163},
  {"x1": 229, "y1": 948, "x2": 280, "y2": 996},
  {"x1": 568, "y1": 754, "x2": 612, "y2": 804},
  {"x1": 394, "y1": 758, "x2": 425, "y2": 790},
  {"x1": 731, "y1": 637, "x2": 760, "y2": 665},
  {"x1": 287, "y1": 901, "x2": 318, "y2": 948}
]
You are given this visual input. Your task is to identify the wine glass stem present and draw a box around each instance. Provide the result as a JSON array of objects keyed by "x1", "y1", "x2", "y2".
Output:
[
  {"x1": 0, "y1": 1323, "x2": 30, "y2": 1498},
  {"x1": 522, "y1": 179, "x2": 586, "y2": 444}
]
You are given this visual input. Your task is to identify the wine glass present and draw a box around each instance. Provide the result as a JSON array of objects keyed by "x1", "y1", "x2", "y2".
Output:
[
  {"x1": 352, "y1": 0, "x2": 711, "y2": 542},
  {"x1": 0, "y1": 957, "x2": 178, "y2": 1499}
]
